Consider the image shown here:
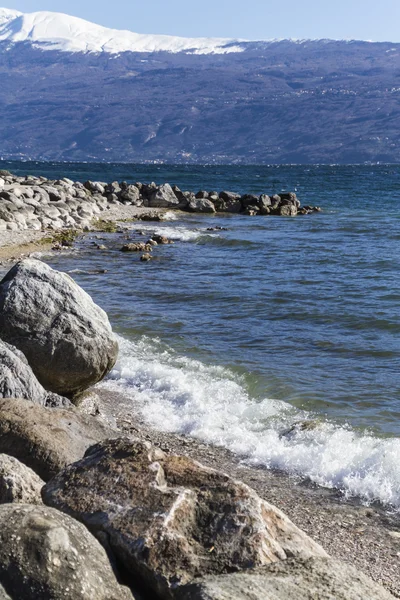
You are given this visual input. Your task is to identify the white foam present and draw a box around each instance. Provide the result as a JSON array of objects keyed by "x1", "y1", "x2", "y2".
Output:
[
  {"x1": 100, "y1": 335, "x2": 400, "y2": 510},
  {"x1": 125, "y1": 223, "x2": 210, "y2": 242}
]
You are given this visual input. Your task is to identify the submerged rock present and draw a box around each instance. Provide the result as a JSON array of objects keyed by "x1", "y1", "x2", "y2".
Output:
[
  {"x1": 0, "y1": 398, "x2": 115, "y2": 481},
  {"x1": 0, "y1": 504, "x2": 135, "y2": 600},
  {"x1": 0, "y1": 454, "x2": 44, "y2": 505},
  {"x1": 43, "y1": 437, "x2": 327, "y2": 599},
  {"x1": 120, "y1": 242, "x2": 153, "y2": 252},
  {"x1": 175, "y1": 557, "x2": 395, "y2": 600},
  {"x1": 0, "y1": 259, "x2": 118, "y2": 397}
]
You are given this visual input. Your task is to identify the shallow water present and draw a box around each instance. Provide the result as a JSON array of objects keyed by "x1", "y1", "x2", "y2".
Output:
[{"x1": 2, "y1": 161, "x2": 400, "y2": 508}]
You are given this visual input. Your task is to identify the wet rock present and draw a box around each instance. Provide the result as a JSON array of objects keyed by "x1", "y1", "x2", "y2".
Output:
[
  {"x1": 0, "y1": 504, "x2": 135, "y2": 600},
  {"x1": 140, "y1": 253, "x2": 152, "y2": 262},
  {"x1": 151, "y1": 234, "x2": 171, "y2": 244},
  {"x1": 244, "y1": 206, "x2": 260, "y2": 216},
  {"x1": 0, "y1": 454, "x2": 44, "y2": 504},
  {"x1": 279, "y1": 204, "x2": 298, "y2": 216},
  {"x1": 139, "y1": 213, "x2": 166, "y2": 222},
  {"x1": 174, "y1": 557, "x2": 395, "y2": 600},
  {"x1": 270, "y1": 194, "x2": 282, "y2": 209},
  {"x1": 258, "y1": 194, "x2": 272, "y2": 209},
  {"x1": 0, "y1": 340, "x2": 50, "y2": 406},
  {"x1": 0, "y1": 398, "x2": 116, "y2": 481},
  {"x1": 240, "y1": 194, "x2": 259, "y2": 209},
  {"x1": 0, "y1": 259, "x2": 118, "y2": 397},
  {"x1": 43, "y1": 437, "x2": 327, "y2": 599},
  {"x1": 279, "y1": 192, "x2": 300, "y2": 206},
  {"x1": 120, "y1": 243, "x2": 153, "y2": 252},
  {"x1": 280, "y1": 420, "x2": 321, "y2": 440}
]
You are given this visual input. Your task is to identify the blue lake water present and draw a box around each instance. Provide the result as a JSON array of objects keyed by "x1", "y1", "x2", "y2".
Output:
[{"x1": 2, "y1": 161, "x2": 400, "y2": 508}]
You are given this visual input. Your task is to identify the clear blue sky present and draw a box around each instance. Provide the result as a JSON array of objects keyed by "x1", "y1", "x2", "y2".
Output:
[{"x1": 4, "y1": 0, "x2": 400, "y2": 42}]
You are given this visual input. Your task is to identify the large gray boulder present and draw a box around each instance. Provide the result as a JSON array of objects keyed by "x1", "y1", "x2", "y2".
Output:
[
  {"x1": 0, "y1": 454, "x2": 44, "y2": 505},
  {"x1": 0, "y1": 398, "x2": 116, "y2": 481},
  {"x1": 119, "y1": 184, "x2": 142, "y2": 205},
  {"x1": 0, "y1": 504, "x2": 135, "y2": 600},
  {"x1": 43, "y1": 437, "x2": 327, "y2": 599},
  {"x1": 148, "y1": 183, "x2": 181, "y2": 208},
  {"x1": 0, "y1": 340, "x2": 49, "y2": 405},
  {"x1": 0, "y1": 259, "x2": 118, "y2": 396},
  {"x1": 187, "y1": 198, "x2": 216, "y2": 213},
  {"x1": 175, "y1": 557, "x2": 395, "y2": 600}
]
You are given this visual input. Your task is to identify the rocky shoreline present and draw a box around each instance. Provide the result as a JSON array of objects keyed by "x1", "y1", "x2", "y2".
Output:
[
  {"x1": 0, "y1": 256, "x2": 398, "y2": 599},
  {"x1": 0, "y1": 169, "x2": 320, "y2": 232},
  {"x1": 0, "y1": 171, "x2": 398, "y2": 599}
]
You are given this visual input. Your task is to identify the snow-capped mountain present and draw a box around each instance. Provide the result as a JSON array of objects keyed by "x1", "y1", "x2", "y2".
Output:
[
  {"x1": 0, "y1": 7, "x2": 244, "y2": 54},
  {"x1": 0, "y1": 8, "x2": 399, "y2": 164}
]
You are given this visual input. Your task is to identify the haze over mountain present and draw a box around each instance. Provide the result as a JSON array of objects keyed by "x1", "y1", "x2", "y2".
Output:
[{"x1": 0, "y1": 8, "x2": 399, "y2": 164}]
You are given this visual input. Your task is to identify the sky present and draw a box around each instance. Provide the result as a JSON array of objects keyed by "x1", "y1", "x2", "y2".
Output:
[{"x1": 3, "y1": 0, "x2": 400, "y2": 43}]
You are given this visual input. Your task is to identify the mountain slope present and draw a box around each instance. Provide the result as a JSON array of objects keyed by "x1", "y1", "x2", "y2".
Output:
[{"x1": 0, "y1": 9, "x2": 399, "y2": 164}]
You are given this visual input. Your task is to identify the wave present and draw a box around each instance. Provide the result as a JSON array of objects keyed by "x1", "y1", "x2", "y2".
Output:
[
  {"x1": 99, "y1": 334, "x2": 400, "y2": 510},
  {"x1": 124, "y1": 223, "x2": 216, "y2": 242}
]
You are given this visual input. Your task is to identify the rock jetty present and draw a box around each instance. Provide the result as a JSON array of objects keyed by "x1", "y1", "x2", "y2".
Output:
[
  {"x1": 0, "y1": 170, "x2": 321, "y2": 234},
  {"x1": 0, "y1": 259, "x2": 395, "y2": 600}
]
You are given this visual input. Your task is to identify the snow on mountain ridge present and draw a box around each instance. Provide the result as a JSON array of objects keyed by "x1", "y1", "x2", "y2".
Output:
[
  {"x1": 0, "y1": 8, "x2": 245, "y2": 54},
  {"x1": 0, "y1": 7, "x2": 21, "y2": 25}
]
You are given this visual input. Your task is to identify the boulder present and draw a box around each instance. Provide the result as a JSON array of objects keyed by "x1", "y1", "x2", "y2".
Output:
[
  {"x1": 279, "y1": 204, "x2": 298, "y2": 216},
  {"x1": 0, "y1": 259, "x2": 118, "y2": 396},
  {"x1": 187, "y1": 198, "x2": 216, "y2": 213},
  {"x1": 84, "y1": 180, "x2": 105, "y2": 195},
  {"x1": 43, "y1": 438, "x2": 327, "y2": 599},
  {"x1": 151, "y1": 235, "x2": 171, "y2": 244},
  {"x1": 120, "y1": 185, "x2": 142, "y2": 206},
  {"x1": 105, "y1": 181, "x2": 121, "y2": 195},
  {"x1": 219, "y1": 191, "x2": 241, "y2": 203},
  {"x1": 258, "y1": 194, "x2": 271, "y2": 209},
  {"x1": 0, "y1": 504, "x2": 135, "y2": 600},
  {"x1": 0, "y1": 340, "x2": 50, "y2": 405},
  {"x1": 240, "y1": 194, "x2": 259, "y2": 209},
  {"x1": 0, "y1": 398, "x2": 116, "y2": 481},
  {"x1": 148, "y1": 183, "x2": 181, "y2": 208},
  {"x1": 120, "y1": 243, "x2": 152, "y2": 252},
  {"x1": 195, "y1": 190, "x2": 209, "y2": 199},
  {"x1": 174, "y1": 557, "x2": 395, "y2": 600},
  {"x1": 0, "y1": 454, "x2": 44, "y2": 504}
]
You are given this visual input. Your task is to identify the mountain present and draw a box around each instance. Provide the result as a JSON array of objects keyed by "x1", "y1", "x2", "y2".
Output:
[
  {"x1": 0, "y1": 8, "x2": 399, "y2": 164},
  {"x1": 0, "y1": 8, "x2": 244, "y2": 54}
]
